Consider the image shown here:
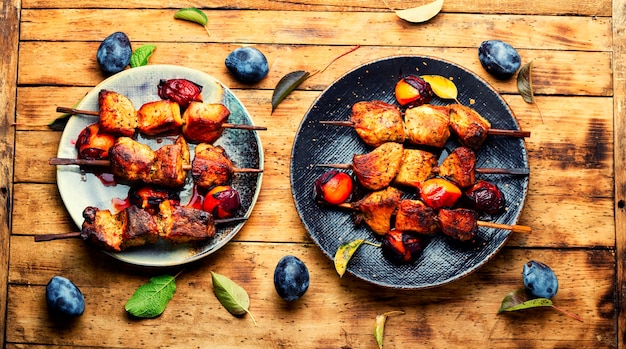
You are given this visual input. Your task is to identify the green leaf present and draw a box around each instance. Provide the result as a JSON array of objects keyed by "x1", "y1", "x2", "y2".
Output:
[
  {"x1": 130, "y1": 44, "x2": 157, "y2": 68},
  {"x1": 334, "y1": 239, "x2": 365, "y2": 277},
  {"x1": 394, "y1": 0, "x2": 444, "y2": 23},
  {"x1": 517, "y1": 60, "x2": 535, "y2": 104},
  {"x1": 271, "y1": 70, "x2": 310, "y2": 113},
  {"x1": 211, "y1": 272, "x2": 257, "y2": 326},
  {"x1": 374, "y1": 310, "x2": 405, "y2": 349},
  {"x1": 174, "y1": 8, "x2": 210, "y2": 36},
  {"x1": 498, "y1": 288, "x2": 553, "y2": 313},
  {"x1": 125, "y1": 275, "x2": 177, "y2": 318}
]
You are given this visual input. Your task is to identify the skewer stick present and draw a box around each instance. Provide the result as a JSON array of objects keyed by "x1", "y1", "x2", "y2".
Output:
[
  {"x1": 328, "y1": 201, "x2": 531, "y2": 233},
  {"x1": 48, "y1": 157, "x2": 263, "y2": 173},
  {"x1": 319, "y1": 120, "x2": 530, "y2": 138},
  {"x1": 315, "y1": 163, "x2": 529, "y2": 176},
  {"x1": 34, "y1": 216, "x2": 249, "y2": 242},
  {"x1": 56, "y1": 106, "x2": 267, "y2": 131}
]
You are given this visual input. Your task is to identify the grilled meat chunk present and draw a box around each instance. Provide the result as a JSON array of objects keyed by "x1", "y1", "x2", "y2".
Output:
[
  {"x1": 449, "y1": 104, "x2": 491, "y2": 150},
  {"x1": 394, "y1": 148, "x2": 438, "y2": 188},
  {"x1": 137, "y1": 100, "x2": 183, "y2": 136},
  {"x1": 394, "y1": 199, "x2": 439, "y2": 235},
  {"x1": 404, "y1": 104, "x2": 451, "y2": 148},
  {"x1": 157, "y1": 200, "x2": 216, "y2": 244},
  {"x1": 352, "y1": 187, "x2": 402, "y2": 235},
  {"x1": 192, "y1": 143, "x2": 234, "y2": 189},
  {"x1": 350, "y1": 100, "x2": 405, "y2": 147},
  {"x1": 437, "y1": 146, "x2": 476, "y2": 189},
  {"x1": 182, "y1": 102, "x2": 231, "y2": 144},
  {"x1": 98, "y1": 89, "x2": 137, "y2": 137},
  {"x1": 438, "y1": 208, "x2": 479, "y2": 242},
  {"x1": 352, "y1": 142, "x2": 403, "y2": 191}
]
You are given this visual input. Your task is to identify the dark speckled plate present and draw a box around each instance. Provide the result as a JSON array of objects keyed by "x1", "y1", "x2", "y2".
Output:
[
  {"x1": 290, "y1": 56, "x2": 529, "y2": 289},
  {"x1": 56, "y1": 65, "x2": 263, "y2": 267}
]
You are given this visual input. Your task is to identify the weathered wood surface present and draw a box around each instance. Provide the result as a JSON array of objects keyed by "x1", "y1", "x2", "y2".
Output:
[{"x1": 4, "y1": 0, "x2": 623, "y2": 348}]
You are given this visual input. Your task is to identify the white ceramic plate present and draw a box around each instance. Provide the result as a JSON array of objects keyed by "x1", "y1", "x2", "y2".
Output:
[{"x1": 56, "y1": 65, "x2": 263, "y2": 267}]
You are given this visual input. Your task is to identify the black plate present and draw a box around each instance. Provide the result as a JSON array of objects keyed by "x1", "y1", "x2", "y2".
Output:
[{"x1": 290, "y1": 56, "x2": 529, "y2": 289}]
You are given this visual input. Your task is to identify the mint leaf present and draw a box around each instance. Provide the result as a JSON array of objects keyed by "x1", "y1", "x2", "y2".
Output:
[
  {"x1": 130, "y1": 44, "x2": 156, "y2": 68},
  {"x1": 125, "y1": 275, "x2": 176, "y2": 318}
]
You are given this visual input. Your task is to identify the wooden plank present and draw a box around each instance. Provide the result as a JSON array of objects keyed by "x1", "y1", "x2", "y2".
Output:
[
  {"x1": 5, "y1": 238, "x2": 616, "y2": 348},
  {"x1": 0, "y1": 0, "x2": 20, "y2": 345},
  {"x1": 18, "y1": 10, "x2": 611, "y2": 51},
  {"x1": 18, "y1": 0, "x2": 613, "y2": 17},
  {"x1": 16, "y1": 43, "x2": 613, "y2": 95},
  {"x1": 614, "y1": 0, "x2": 626, "y2": 346}
]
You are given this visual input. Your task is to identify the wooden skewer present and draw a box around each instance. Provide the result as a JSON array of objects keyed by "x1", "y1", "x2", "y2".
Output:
[
  {"x1": 319, "y1": 120, "x2": 530, "y2": 138},
  {"x1": 315, "y1": 163, "x2": 529, "y2": 176},
  {"x1": 56, "y1": 106, "x2": 267, "y2": 131},
  {"x1": 329, "y1": 201, "x2": 531, "y2": 233},
  {"x1": 34, "y1": 216, "x2": 249, "y2": 242},
  {"x1": 49, "y1": 157, "x2": 263, "y2": 173}
]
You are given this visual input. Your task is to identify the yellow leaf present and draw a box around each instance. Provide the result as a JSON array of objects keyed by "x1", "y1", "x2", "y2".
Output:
[
  {"x1": 421, "y1": 75, "x2": 458, "y2": 100},
  {"x1": 395, "y1": 0, "x2": 444, "y2": 23}
]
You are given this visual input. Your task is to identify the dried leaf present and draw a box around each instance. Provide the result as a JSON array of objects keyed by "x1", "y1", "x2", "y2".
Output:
[
  {"x1": 334, "y1": 239, "x2": 365, "y2": 277},
  {"x1": 271, "y1": 70, "x2": 310, "y2": 113},
  {"x1": 374, "y1": 310, "x2": 405, "y2": 349},
  {"x1": 174, "y1": 8, "x2": 210, "y2": 36},
  {"x1": 125, "y1": 275, "x2": 177, "y2": 318},
  {"x1": 130, "y1": 44, "x2": 156, "y2": 68},
  {"x1": 394, "y1": 0, "x2": 444, "y2": 23},
  {"x1": 421, "y1": 75, "x2": 458, "y2": 101},
  {"x1": 517, "y1": 61, "x2": 535, "y2": 104},
  {"x1": 211, "y1": 272, "x2": 257, "y2": 326},
  {"x1": 498, "y1": 288, "x2": 553, "y2": 313}
]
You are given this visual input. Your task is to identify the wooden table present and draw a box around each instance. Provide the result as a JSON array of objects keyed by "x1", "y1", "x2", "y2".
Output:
[{"x1": 1, "y1": 0, "x2": 624, "y2": 347}]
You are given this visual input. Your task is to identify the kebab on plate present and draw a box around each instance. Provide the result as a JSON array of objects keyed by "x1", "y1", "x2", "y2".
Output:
[
  {"x1": 50, "y1": 136, "x2": 262, "y2": 189},
  {"x1": 320, "y1": 100, "x2": 530, "y2": 149},
  {"x1": 58, "y1": 89, "x2": 266, "y2": 144},
  {"x1": 318, "y1": 144, "x2": 528, "y2": 192}
]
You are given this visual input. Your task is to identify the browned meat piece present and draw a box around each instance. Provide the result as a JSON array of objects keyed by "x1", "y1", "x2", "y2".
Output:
[
  {"x1": 108, "y1": 136, "x2": 189, "y2": 188},
  {"x1": 98, "y1": 89, "x2": 137, "y2": 137},
  {"x1": 137, "y1": 100, "x2": 183, "y2": 136},
  {"x1": 350, "y1": 100, "x2": 406, "y2": 147},
  {"x1": 182, "y1": 102, "x2": 231, "y2": 144},
  {"x1": 438, "y1": 208, "x2": 479, "y2": 242},
  {"x1": 394, "y1": 148, "x2": 438, "y2": 188},
  {"x1": 81, "y1": 205, "x2": 159, "y2": 252},
  {"x1": 449, "y1": 104, "x2": 491, "y2": 150},
  {"x1": 404, "y1": 104, "x2": 451, "y2": 148},
  {"x1": 157, "y1": 200, "x2": 216, "y2": 244},
  {"x1": 352, "y1": 142, "x2": 403, "y2": 190},
  {"x1": 437, "y1": 146, "x2": 476, "y2": 188},
  {"x1": 352, "y1": 187, "x2": 402, "y2": 235},
  {"x1": 192, "y1": 143, "x2": 234, "y2": 189},
  {"x1": 394, "y1": 200, "x2": 439, "y2": 235}
]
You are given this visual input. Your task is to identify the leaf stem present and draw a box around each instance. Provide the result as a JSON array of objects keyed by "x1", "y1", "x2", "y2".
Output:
[
  {"x1": 311, "y1": 45, "x2": 361, "y2": 77},
  {"x1": 551, "y1": 305, "x2": 583, "y2": 322}
]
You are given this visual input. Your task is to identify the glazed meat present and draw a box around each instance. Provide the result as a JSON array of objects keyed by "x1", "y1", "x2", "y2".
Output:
[
  {"x1": 137, "y1": 100, "x2": 183, "y2": 136},
  {"x1": 108, "y1": 136, "x2": 190, "y2": 188},
  {"x1": 352, "y1": 142, "x2": 404, "y2": 191},
  {"x1": 182, "y1": 102, "x2": 231, "y2": 144},
  {"x1": 352, "y1": 186, "x2": 402, "y2": 235},
  {"x1": 192, "y1": 143, "x2": 234, "y2": 189},
  {"x1": 394, "y1": 199, "x2": 439, "y2": 235},
  {"x1": 394, "y1": 148, "x2": 438, "y2": 188},
  {"x1": 350, "y1": 100, "x2": 406, "y2": 147},
  {"x1": 98, "y1": 89, "x2": 137, "y2": 137},
  {"x1": 437, "y1": 146, "x2": 476, "y2": 188},
  {"x1": 81, "y1": 205, "x2": 159, "y2": 252},
  {"x1": 438, "y1": 208, "x2": 479, "y2": 242},
  {"x1": 404, "y1": 104, "x2": 451, "y2": 148},
  {"x1": 157, "y1": 200, "x2": 216, "y2": 244},
  {"x1": 449, "y1": 104, "x2": 491, "y2": 150}
]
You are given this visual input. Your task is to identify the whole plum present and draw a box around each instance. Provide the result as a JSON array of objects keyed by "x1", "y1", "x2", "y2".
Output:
[
  {"x1": 523, "y1": 260, "x2": 559, "y2": 299},
  {"x1": 478, "y1": 40, "x2": 521, "y2": 79},
  {"x1": 225, "y1": 47, "x2": 269, "y2": 83},
  {"x1": 46, "y1": 276, "x2": 85, "y2": 317},
  {"x1": 96, "y1": 32, "x2": 132, "y2": 75},
  {"x1": 273, "y1": 255, "x2": 310, "y2": 301}
]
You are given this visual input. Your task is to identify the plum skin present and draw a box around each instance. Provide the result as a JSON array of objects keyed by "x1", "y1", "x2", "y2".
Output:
[
  {"x1": 46, "y1": 276, "x2": 85, "y2": 317},
  {"x1": 273, "y1": 255, "x2": 310, "y2": 301},
  {"x1": 96, "y1": 32, "x2": 132, "y2": 75},
  {"x1": 225, "y1": 47, "x2": 270, "y2": 83},
  {"x1": 478, "y1": 40, "x2": 521, "y2": 79},
  {"x1": 523, "y1": 260, "x2": 559, "y2": 299}
]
